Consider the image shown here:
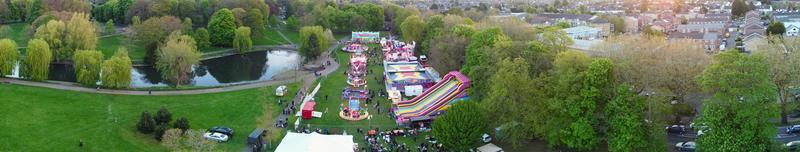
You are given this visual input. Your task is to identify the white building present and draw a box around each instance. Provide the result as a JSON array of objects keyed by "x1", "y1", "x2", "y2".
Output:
[{"x1": 563, "y1": 26, "x2": 603, "y2": 40}]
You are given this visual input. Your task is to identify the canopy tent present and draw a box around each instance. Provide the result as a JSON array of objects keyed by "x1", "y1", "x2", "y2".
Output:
[
  {"x1": 477, "y1": 143, "x2": 503, "y2": 152},
  {"x1": 275, "y1": 132, "x2": 355, "y2": 152}
]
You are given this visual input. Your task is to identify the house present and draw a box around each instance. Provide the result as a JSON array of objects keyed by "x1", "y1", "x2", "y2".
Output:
[
  {"x1": 743, "y1": 33, "x2": 767, "y2": 52},
  {"x1": 624, "y1": 16, "x2": 640, "y2": 33},
  {"x1": 668, "y1": 32, "x2": 721, "y2": 51}
]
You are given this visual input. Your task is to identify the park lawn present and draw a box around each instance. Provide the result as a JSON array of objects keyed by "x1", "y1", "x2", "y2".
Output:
[
  {"x1": 0, "y1": 83, "x2": 300, "y2": 152},
  {"x1": 97, "y1": 34, "x2": 147, "y2": 60},
  {"x1": 298, "y1": 45, "x2": 433, "y2": 149},
  {"x1": 1, "y1": 23, "x2": 31, "y2": 46},
  {"x1": 254, "y1": 29, "x2": 289, "y2": 46},
  {"x1": 278, "y1": 28, "x2": 301, "y2": 44}
]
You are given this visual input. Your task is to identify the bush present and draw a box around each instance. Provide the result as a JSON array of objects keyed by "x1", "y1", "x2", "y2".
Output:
[
  {"x1": 137, "y1": 111, "x2": 156, "y2": 133},
  {"x1": 154, "y1": 123, "x2": 169, "y2": 141},
  {"x1": 173, "y1": 117, "x2": 190, "y2": 131},
  {"x1": 155, "y1": 106, "x2": 173, "y2": 125},
  {"x1": 208, "y1": 8, "x2": 237, "y2": 47}
]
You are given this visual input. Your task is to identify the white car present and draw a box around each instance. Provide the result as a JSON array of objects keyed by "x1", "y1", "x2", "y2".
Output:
[
  {"x1": 675, "y1": 141, "x2": 696, "y2": 151},
  {"x1": 481, "y1": 133, "x2": 492, "y2": 143},
  {"x1": 275, "y1": 85, "x2": 288, "y2": 97},
  {"x1": 787, "y1": 141, "x2": 800, "y2": 151},
  {"x1": 203, "y1": 132, "x2": 229, "y2": 142}
]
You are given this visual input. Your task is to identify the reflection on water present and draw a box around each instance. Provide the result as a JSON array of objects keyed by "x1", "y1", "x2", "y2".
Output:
[{"x1": 6, "y1": 50, "x2": 301, "y2": 88}]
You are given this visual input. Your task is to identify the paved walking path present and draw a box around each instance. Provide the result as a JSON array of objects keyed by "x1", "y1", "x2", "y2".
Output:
[{"x1": 1, "y1": 38, "x2": 347, "y2": 96}]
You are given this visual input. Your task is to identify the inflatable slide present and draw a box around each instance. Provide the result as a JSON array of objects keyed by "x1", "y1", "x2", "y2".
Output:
[{"x1": 393, "y1": 71, "x2": 470, "y2": 124}]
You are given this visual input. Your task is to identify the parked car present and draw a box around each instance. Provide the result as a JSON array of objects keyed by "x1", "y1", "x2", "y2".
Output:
[
  {"x1": 203, "y1": 132, "x2": 229, "y2": 142},
  {"x1": 666, "y1": 125, "x2": 686, "y2": 134},
  {"x1": 675, "y1": 141, "x2": 696, "y2": 152},
  {"x1": 788, "y1": 125, "x2": 800, "y2": 134},
  {"x1": 691, "y1": 123, "x2": 708, "y2": 136},
  {"x1": 275, "y1": 85, "x2": 288, "y2": 97},
  {"x1": 481, "y1": 133, "x2": 492, "y2": 143},
  {"x1": 787, "y1": 141, "x2": 800, "y2": 151},
  {"x1": 209, "y1": 126, "x2": 234, "y2": 136}
]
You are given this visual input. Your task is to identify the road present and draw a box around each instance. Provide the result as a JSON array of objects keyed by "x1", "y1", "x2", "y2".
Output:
[{"x1": 667, "y1": 126, "x2": 800, "y2": 151}]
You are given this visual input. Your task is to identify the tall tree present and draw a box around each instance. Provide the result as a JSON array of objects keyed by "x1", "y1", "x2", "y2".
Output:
[
  {"x1": 34, "y1": 20, "x2": 65, "y2": 60},
  {"x1": 462, "y1": 28, "x2": 507, "y2": 100},
  {"x1": 561, "y1": 58, "x2": 613, "y2": 151},
  {"x1": 64, "y1": 13, "x2": 97, "y2": 60},
  {"x1": 732, "y1": 0, "x2": 750, "y2": 17},
  {"x1": 540, "y1": 26, "x2": 573, "y2": 53},
  {"x1": 400, "y1": 15, "x2": 426, "y2": 43},
  {"x1": 542, "y1": 51, "x2": 592, "y2": 147},
  {"x1": 605, "y1": 85, "x2": 649, "y2": 152},
  {"x1": 208, "y1": 8, "x2": 237, "y2": 47},
  {"x1": 233, "y1": 26, "x2": 253, "y2": 53},
  {"x1": 696, "y1": 51, "x2": 778, "y2": 151},
  {"x1": 0, "y1": 39, "x2": 18, "y2": 76},
  {"x1": 101, "y1": 48, "x2": 132, "y2": 88},
  {"x1": 420, "y1": 15, "x2": 444, "y2": 54},
  {"x1": 756, "y1": 36, "x2": 800, "y2": 125},
  {"x1": 72, "y1": 50, "x2": 103, "y2": 86},
  {"x1": 105, "y1": 19, "x2": 115, "y2": 35},
  {"x1": 483, "y1": 57, "x2": 536, "y2": 148},
  {"x1": 433, "y1": 101, "x2": 488, "y2": 151},
  {"x1": 156, "y1": 32, "x2": 200, "y2": 86},
  {"x1": 193, "y1": 28, "x2": 211, "y2": 51},
  {"x1": 298, "y1": 26, "x2": 329, "y2": 61},
  {"x1": 768, "y1": 21, "x2": 786, "y2": 36},
  {"x1": 429, "y1": 33, "x2": 469, "y2": 73},
  {"x1": 23, "y1": 39, "x2": 52, "y2": 81},
  {"x1": 244, "y1": 9, "x2": 266, "y2": 37}
]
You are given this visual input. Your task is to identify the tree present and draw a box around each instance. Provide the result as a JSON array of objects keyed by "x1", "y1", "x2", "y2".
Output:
[
  {"x1": 171, "y1": 0, "x2": 196, "y2": 20},
  {"x1": 400, "y1": 15, "x2": 425, "y2": 43},
  {"x1": 608, "y1": 16, "x2": 626, "y2": 34},
  {"x1": 540, "y1": 26, "x2": 573, "y2": 53},
  {"x1": 23, "y1": 39, "x2": 51, "y2": 81},
  {"x1": 560, "y1": 58, "x2": 613, "y2": 151},
  {"x1": 429, "y1": 33, "x2": 469, "y2": 73},
  {"x1": 0, "y1": 39, "x2": 18, "y2": 76},
  {"x1": 231, "y1": 8, "x2": 246, "y2": 26},
  {"x1": 433, "y1": 101, "x2": 488, "y2": 151},
  {"x1": 756, "y1": 36, "x2": 800, "y2": 125},
  {"x1": 342, "y1": 3, "x2": 384, "y2": 30},
  {"x1": 605, "y1": 85, "x2": 648, "y2": 152},
  {"x1": 173, "y1": 117, "x2": 190, "y2": 131},
  {"x1": 156, "y1": 32, "x2": 201, "y2": 86},
  {"x1": 462, "y1": 28, "x2": 507, "y2": 100},
  {"x1": 286, "y1": 16, "x2": 299, "y2": 31},
  {"x1": 161, "y1": 129, "x2": 218, "y2": 151},
  {"x1": 420, "y1": 15, "x2": 444, "y2": 54},
  {"x1": 34, "y1": 20, "x2": 65, "y2": 60},
  {"x1": 233, "y1": 26, "x2": 253, "y2": 53},
  {"x1": 640, "y1": 0, "x2": 649, "y2": 12},
  {"x1": 72, "y1": 50, "x2": 103, "y2": 86},
  {"x1": 105, "y1": 19, "x2": 115, "y2": 35},
  {"x1": 768, "y1": 21, "x2": 786, "y2": 36},
  {"x1": 732, "y1": 0, "x2": 750, "y2": 17},
  {"x1": 181, "y1": 18, "x2": 192, "y2": 34},
  {"x1": 137, "y1": 111, "x2": 156, "y2": 133},
  {"x1": 696, "y1": 51, "x2": 777, "y2": 151},
  {"x1": 101, "y1": 48, "x2": 132, "y2": 88},
  {"x1": 482, "y1": 58, "x2": 538, "y2": 148},
  {"x1": 132, "y1": 16, "x2": 183, "y2": 64},
  {"x1": 208, "y1": 8, "x2": 237, "y2": 47},
  {"x1": 299, "y1": 26, "x2": 329, "y2": 61},
  {"x1": 541, "y1": 51, "x2": 592, "y2": 147},
  {"x1": 64, "y1": 13, "x2": 97, "y2": 60},
  {"x1": 244, "y1": 9, "x2": 266, "y2": 37},
  {"x1": 194, "y1": 28, "x2": 211, "y2": 51},
  {"x1": 300, "y1": 34, "x2": 320, "y2": 62}
]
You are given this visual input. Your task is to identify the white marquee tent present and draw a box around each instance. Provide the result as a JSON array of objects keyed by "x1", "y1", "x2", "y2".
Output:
[{"x1": 275, "y1": 132, "x2": 355, "y2": 152}]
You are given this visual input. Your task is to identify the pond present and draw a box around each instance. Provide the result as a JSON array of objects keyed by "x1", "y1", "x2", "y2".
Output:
[{"x1": 6, "y1": 50, "x2": 302, "y2": 88}]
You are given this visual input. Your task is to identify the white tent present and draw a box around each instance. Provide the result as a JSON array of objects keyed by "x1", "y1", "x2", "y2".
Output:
[
  {"x1": 477, "y1": 143, "x2": 504, "y2": 152},
  {"x1": 275, "y1": 132, "x2": 355, "y2": 152}
]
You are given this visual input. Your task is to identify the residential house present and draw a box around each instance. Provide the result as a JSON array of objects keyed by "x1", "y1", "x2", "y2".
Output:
[
  {"x1": 668, "y1": 32, "x2": 721, "y2": 51},
  {"x1": 563, "y1": 26, "x2": 603, "y2": 40}
]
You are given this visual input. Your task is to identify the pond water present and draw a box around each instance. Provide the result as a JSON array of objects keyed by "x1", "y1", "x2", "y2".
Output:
[{"x1": 6, "y1": 50, "x2": 302, "y2": 88}]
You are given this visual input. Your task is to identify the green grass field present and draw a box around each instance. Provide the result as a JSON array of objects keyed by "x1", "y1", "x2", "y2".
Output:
[
  {"x1": 0, "y1": 83, "x2": 301, "y2": 151},
  {"x1": 0, "y1": 23, "x2": 32, "y2": 46},
  {"x1": 97, "y1": 34, "x2": 147, "y2": 60}
]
